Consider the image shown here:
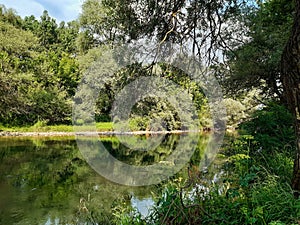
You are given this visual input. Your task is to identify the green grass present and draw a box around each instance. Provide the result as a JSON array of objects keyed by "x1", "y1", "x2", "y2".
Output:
[
  {"x1": 0, "y1": 122, "x2": 113, "y2": 132},
  {"x1": 95, "y1": 122, "x2": 113, "y2": 131}
]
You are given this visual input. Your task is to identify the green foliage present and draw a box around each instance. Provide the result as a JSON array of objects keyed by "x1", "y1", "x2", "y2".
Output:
[
  {"x1": 57, "y1": 53, "x2": 80, "y2": 96},
  {"x1": 141, "y1": 174, "x2": 300, "y2": 225},
  {"x1": 77, "y1": 52, "x2": 209, "y2": 129},
  {"x1": 223, "y1": 135, "x2": 293, "y2": 184},
  {"x1": 31, "y1": 119, "x2": 48, "y2": 131},
  {"x1": 79, "y1": 0, "x2": 108, "y2": 41},
  {"x1": 0, "y1": 6, "x2": 80, "y2": 126},
  {"x1": 149, "y1": 185, "x2": 201, "y2": 224},
  {"x1": 240, "y1": 102, "x2": 295, "y2": 155},
  {"x1": 1, "y1": 1, "x2": 299, "y2": 224},
  {"x1": 27, "y1": 84, "x2": 72, "y2": 124},
  {"x1": 0, "y1": 21, "x2": 38, "y2": 56},
  {"x1": 128, "y1": 117, "x2": 149, "y2": 131},
  {"x1": 222, "y1": 0, "x2": 294, "y2": 99},
  {"x1": 57, "y1": 20, "x2": 80, "y2": 53},
  {"x1": 78, "y1": 0, "x2": 246, "y2": 52},
  {"x1": 118, "y1": 102, "x2": 298, "y2": 224},
  {"x1": 37, "y1": 10, "x2": 58, "y2": 47},
  {"x1": 129, "y1": 97, "x2": 182, "y2": 131},
  {"x1": 112, "y1": 197, "x2": 146, "y2": 225},
  {"x1": 250, "y1": 179, "x2": 300, "y2": 223},
  {"x1": 96, "y1": 122, "x2": 113, "y2": 131},
  {"x1": 76, "y1": 30, "x2": 94, "y2": 54},
  {"x1": 223, "y1": 98, "x2": 246, "y2": 126},
  {"x1": 138, "y1": 136, "x2": 299, "y2": 225},
  {"x1": 0, "y1": 5, "x2": 23, "y2": 27}
]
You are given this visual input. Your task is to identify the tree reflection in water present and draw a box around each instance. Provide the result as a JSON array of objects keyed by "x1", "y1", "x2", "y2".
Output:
[{"x1": 0, "y1": 134, "x2": 209, "y2": 224}]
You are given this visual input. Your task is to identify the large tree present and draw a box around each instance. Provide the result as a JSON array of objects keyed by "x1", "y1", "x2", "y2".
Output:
[
  {"x1": 223, "y1": 0, "x2": 293, "y2": 100},
  {"x1": 79, "y1": 0, "x2": 300, "y2": 195},
  {"x1": 79, "y1": 0, "x2": 247, "y2": 60},
  {"x1": 281, "y1": 0, "x2": 300, "y2": 196}
]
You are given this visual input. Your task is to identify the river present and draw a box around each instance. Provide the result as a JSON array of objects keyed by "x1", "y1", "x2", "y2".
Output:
[{"x1": 0, "y1": 134, "x2": 212, "y2": 224}]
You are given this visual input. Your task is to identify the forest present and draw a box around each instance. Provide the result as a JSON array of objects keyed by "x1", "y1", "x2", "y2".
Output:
[{"x1": 1, "y1": 0, "x2": 300, "y2": 224}]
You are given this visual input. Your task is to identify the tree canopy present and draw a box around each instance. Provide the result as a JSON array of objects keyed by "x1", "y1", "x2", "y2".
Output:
[{"x1": 0, "y1": 5, "x2": 80, "y2": 125}]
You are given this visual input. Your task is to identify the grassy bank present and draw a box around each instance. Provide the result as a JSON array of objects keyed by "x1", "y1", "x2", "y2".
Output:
[{"x1": 0, "y1": 122, "x2": 113, "y2": 132}]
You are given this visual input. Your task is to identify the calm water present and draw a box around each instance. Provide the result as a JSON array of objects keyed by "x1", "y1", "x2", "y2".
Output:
[{"x1": 0, "y1": 134, "x2": 210, "y2": 224}]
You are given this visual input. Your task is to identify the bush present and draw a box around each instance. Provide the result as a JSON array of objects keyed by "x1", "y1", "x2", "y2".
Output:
[
  {"x1": 128, "y1": 116, "x2": 150, "y2": 131},
  {"x1": 240, "y1": 102, "x2": 295, "y2": 155},
  {"x1": 115, "y1": 102, "x2": 298, "y2": 224},
  {"x1": 141, "y1": 172, "x2": 300, "y2": 225},
  {"x1": 31, "y1": 119, "x2": 49, "y2": 131}
]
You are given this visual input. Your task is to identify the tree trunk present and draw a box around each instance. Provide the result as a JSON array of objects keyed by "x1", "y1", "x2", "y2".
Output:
[{"x1": 281, "y1": 0, "x2": 300, "y2": 197}]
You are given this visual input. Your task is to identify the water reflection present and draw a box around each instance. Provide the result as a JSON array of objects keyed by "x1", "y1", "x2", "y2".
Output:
[
  {"x1": 131, "y1": 197, "x2": 154, "y2": 218},
  {"x1": 76, "y1": 133, "x2": 200, "y2": 186},
  {"x1": 0, "y1": 134, "x2": 210, "y2": 224}
]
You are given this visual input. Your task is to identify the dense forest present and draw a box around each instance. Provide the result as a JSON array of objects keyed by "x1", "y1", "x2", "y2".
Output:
[{"x1": 1, "y1": 0, "x2": 300, "y2": 223}]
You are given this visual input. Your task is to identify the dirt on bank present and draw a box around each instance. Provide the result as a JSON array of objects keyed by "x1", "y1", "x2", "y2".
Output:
[
  {"x1": 0, "y1": 131, "x2": 76, "y2": 137},
  {"x1": 0, "y1": 130, "x2": 202, "y2": 137}
]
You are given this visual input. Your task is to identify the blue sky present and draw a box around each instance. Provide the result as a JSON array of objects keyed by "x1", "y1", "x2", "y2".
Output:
[{"x1": 0, "y1": 0, "x2": 82, "y2": 22}]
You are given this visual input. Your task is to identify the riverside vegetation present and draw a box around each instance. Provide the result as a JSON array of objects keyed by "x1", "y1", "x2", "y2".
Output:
[
  {"x1": 1, "y1": 0, "x2": 300, "y2": 224},
  {"x1": 112, "y1": 103, "x2": 300, "y2": 225}
]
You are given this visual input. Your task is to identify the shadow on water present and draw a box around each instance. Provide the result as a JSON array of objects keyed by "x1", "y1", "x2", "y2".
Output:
[{"x1": 0, "y1": 134, "x2": 212, "y2": 224}]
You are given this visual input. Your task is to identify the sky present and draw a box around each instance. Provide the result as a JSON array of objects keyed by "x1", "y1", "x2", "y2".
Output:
[{"x1": 0, "y1": 0, "x2": 83, "y2": 22}]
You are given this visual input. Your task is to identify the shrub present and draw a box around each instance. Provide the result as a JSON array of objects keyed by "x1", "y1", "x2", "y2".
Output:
[{"x1": 240, "y1": 102, "x2": 295, "y2": 155}]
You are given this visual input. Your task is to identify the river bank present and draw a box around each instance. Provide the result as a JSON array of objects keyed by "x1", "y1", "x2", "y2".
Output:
[
  {"x1": 0, "y1": 131, "x2": 76, "y2": 137},
  {"x1": 0, "y1": 130, "x2": 202, "y2": 137}
]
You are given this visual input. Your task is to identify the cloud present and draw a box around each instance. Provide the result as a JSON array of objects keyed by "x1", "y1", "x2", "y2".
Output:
[{"x1": 0, "y1": 0, "x2": 82, "y2": 22}]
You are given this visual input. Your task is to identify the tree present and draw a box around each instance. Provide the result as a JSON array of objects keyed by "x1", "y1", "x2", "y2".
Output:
[
  {"x1": 0, "y1": 18, "x2": 39, "y2": 124},
  {"x1": 0, "y1": 5, "x2": 23, "y2": 28},
  {"x1": 79, "y1": 0, "x2": 247, "y2": 60},
  {"x1": 38, "y1": 10, "x2": 58, "y2": 47},
  {"x1": 0, "y1": 6, "x2": 79, "y2": 125},
  {"x1": 220, "y1": 0, "x2": 293, "y2": 101},
  {"x1": 0, "y1": 20, "x2": 38, "y2": 72},
  {"x1": 23, "y1": 15, "x2": 40, "y2": 33},
  {"x1": 76, "y1": 30, "x2": 94, "y2": 54},
  {"x1": 281, "y1": 0, "x2": 300, "y2": 196},
  {"x1": 57, "y1": 21, "x2": 80, "y2": 53}
]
